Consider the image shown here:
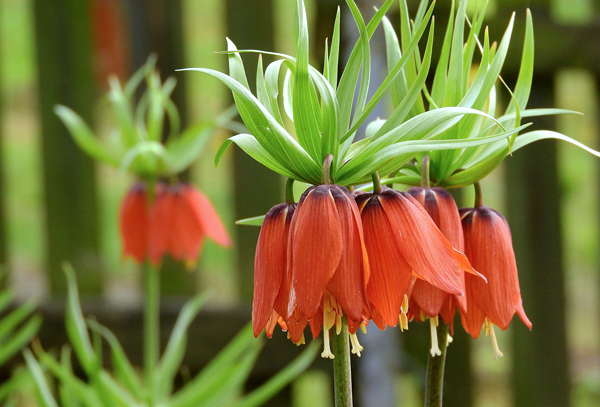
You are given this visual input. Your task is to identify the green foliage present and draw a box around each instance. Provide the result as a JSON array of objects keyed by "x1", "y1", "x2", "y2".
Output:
[
  {"x1": 0, "y1": 269, "x2": 42, "y2": 405},
  {"x1": 25, "y1": 266, "x2": 318, "y2": 407},
  {"x1": 190, "y1": 0, "x2": 600, "y2": 198},
  {"x1": 389, "y1": 2, "x2": 600, "y2": 188},
  {"x1": 186, "y1": 0, "x2": 519, "y2": 187},
  {"x1": 55, "y1": 57, "x2": 229, "y2": 180}
]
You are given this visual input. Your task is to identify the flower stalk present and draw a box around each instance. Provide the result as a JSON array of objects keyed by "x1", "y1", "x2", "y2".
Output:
[
  {"x1": 371, "y1": 172, "x2": 382, "y2": 194},
  {"x1": 421, "y1": 156, "x2": 431, "y2": 189},
  {"x1": 144, "y1": 261, "x2": 161, "y2": 403},
  {"x1": 322, "y1": 154, "x2": 333, "y2": 185},
  {"x1": 331, "y1": 317, "x2": 353, "y2": 407},
  {"x1": 474, "y1": 181, "x2": 483, "y2": 208},
  {"x1": 285, "y1": 178, "x2": 295, "y2": 204},
  {"x1": 425, "y1": 322, "x2": 450, "y2": 407}
]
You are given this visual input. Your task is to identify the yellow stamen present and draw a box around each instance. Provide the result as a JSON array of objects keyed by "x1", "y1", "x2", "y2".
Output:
[
  {"x1": 429, "y1": 317, "x2": 441, "y2": 357},
  {"x1": 401, "y1": 294, "x2": 409, "y2": 314},
  {"x1": 399, "y1": 312, "x2": 408, "y2": 332},
  {"x1": 360, "y1": 322, "x2": 367, "y2": 334},
  {"x1": 489, "y1": 323, "x2": 504, "y2": 359},
  {"x1": 336, "y1": 313, "x2": 342, "y2": 335},
  {"x1": 350, "y1": 333, "x2": 363, "y2": 357},
  {"x1": 447, "y1": 334, "x2": 453, "y2": 345},
  {"x1": 295, "y1": 333, "x2": 306, "y2": 346},
  {"x1": 399, "y1": 294, "x2": 409, "y2": 332},
  {"x1": 321, "y1": 327, "x2": 335, "y2": 359}
]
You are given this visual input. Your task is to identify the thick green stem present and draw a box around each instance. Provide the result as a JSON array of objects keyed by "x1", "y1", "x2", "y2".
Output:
[
  {"x1": 425, "y1": 322, "x2": 450, "y2": 407},
  {"x1": 322, "y1": 154, "x2": 333, "y2": 185},
  {"x1": 144, "y1": 262, "x2": 161, "y2": 403},
  {"x1": 285, "y1": 178, "x2": 295, "y2": 204},
  {"x1": 331, "y1": 317, "x2": 353, "y2": 407},
  {"x1": 371, "y1": 172, "x2": 382, "y2": 194},
  {"x1": 474, "y1": 181, "x2": 483, "y2": 208},
  {"x1": 421, "y1": 156, "x2": 431, "y2": 188}
]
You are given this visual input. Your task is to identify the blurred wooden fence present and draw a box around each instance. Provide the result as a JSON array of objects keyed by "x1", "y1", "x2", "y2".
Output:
[{"x1": 0, "y1": 0, "x2": 599, "y2": 406}]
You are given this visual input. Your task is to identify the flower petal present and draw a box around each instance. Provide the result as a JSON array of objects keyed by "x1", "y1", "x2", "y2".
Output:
[
  {"x1": 409, "y1": 279, "x2": 449, "y2": 318},
  {"x1": 462, "y1": 207, "x2": 523, "y2": 330},
  {"x1": 252, "y1": 203, "x2": 294, "y2": 337},
  {"x1": 361, "y1": 195, "x2": 412, "y2": 328},
  {"x1": 379, "y1": 189, "x2": 464, "y2": 295},
  {"x1": 171, "y1": 186, "x2": 205, "y2": 261},
  {"x1": 119, "y1": 183, "x2": 148, "y2": 263},
  {"x1": 183, "y1": 185, "x2": 232, "y2": 248},
  {"x1": 325, "y1": 186, "x2": 369, "y2": 322},
  {"x1": 290, "y1": 186, "x2": 343, "y2": 320},
  {"x1": 148, "y1": 183, "x2": 174, "y2": 265}
]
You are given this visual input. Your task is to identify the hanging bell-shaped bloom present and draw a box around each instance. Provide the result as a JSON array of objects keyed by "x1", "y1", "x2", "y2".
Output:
[
  {"x1": 148, "y1": 182, "x2": 232, "y2": 265},
  {"x1": 406, "y1": 186, "x2": 468, "y2": 327},
  {"x1": 459, "y1": 206, "x2": 532, "y2": 341},
  {"x1": 286, "y1": 184, "x2": 370, "y2": 356},
  {"x1": 287, "y1": 184, "x2": 370, "y2": 323},
  {"x1": 355, "y1": 187, "x2": 475, "y2": 329},
  {"x1": 119, "y1": 182, "x2": 149, "y2": 263},
  {"x1": 252, "y1": 203, "x2": 296, "y2": 338}
]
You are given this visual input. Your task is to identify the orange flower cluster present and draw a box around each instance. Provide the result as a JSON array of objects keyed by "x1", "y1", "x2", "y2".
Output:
[
  {"x1": 119, "y1": 182, "x2": 231, "y2": 265},
  {"x1": 252, "y1": 183, "x2": 531, "y2": 359}
]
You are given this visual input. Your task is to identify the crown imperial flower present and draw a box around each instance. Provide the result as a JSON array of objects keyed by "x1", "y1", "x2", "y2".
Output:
[
  {"x1": 406, "y1": 187, "x2": 468, "y2": 326},
  {"x1": 459, "y1": 205, "x2": 532, "y2": 357},
  {"x1": 119, "y1": 182, "x2": 231, "y2": 265},
  {"x1": 355, "y1": 187, "x2": 475, "y2": 330}
]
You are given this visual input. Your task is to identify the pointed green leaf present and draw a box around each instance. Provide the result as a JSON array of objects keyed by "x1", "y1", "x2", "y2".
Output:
[
  {"x1": 86, "y1": 319, "x2": 144, "y2": 401},
  {"x1": 157, "y1": 294, "x2": 208, "y2": 398},
  {"x1": 231, "y1": 341, "x2": 319, "y2": 407},
  {"x1": 235, "y1": 215, "x2": 265, "y2": 226},
  {"x1": 165, "y1": 122, "x2": 214, "y2": 173},
  {"x1": 183, "y1": 67, "x2": 321, "y2": 183},
  {"x1": 342, "y1": 4, "x2": 435, "y2": 142},
  {"x1": 328, "y1": 8, "x2": 341, "y2": 90},
  {"x1": 63, "y1": 264, "x2": 97, "y2": 374},
  {"x1": 24, "y1": 349, "x2": 60, "y2": 407},
  {"x1": 0, "y1": 314, "x2": 41, "y2": 366},
  {"x1": 293, "y1": 0, "x2": 322, "y2": 162},
  {"x1": 55, "y1": 106, "x2": 121, "y2": 167},
  {"x1": 382, "y1": 15, "x2": 408, "y2": 108}
]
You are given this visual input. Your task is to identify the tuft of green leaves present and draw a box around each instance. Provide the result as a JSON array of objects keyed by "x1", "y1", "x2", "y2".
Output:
[
  {"x1": 25, "y1": 265, "x2": 318, "y2": 407},
  {"x1": 56, "y1": 57, "x2": 228, "y2": 180},
  {"x1": 0, "y1": 268, "x2": 42, "y2": 405},
  {"x1": 185, "y1": 0, "x2": 517, "y2": 187}
]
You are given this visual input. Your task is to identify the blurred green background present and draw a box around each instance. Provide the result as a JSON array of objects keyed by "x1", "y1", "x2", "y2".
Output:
[{"x1": 0, "y1": 0, "x2": 599, "y2": 406}]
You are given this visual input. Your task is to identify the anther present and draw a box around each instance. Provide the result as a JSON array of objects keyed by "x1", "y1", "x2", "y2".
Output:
[
  {"x1": 350, "y1": 333, "x2": 363, "y2": 357},
  {"x1": 321, "y1": 327, "x2": 335, "y2": 359},
  {"x1": 489, "y1": 323, "x2": 504, "y2": 359}
]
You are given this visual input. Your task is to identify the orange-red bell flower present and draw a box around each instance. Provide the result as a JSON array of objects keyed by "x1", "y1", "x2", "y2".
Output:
[
  {"x1": 355, "y1": 187, "x2": 475, "y2": 329},
  {"x1": 287, "y1": 185, "x2": 370, "y2": 326},
  {"x1": 119, "y1": 182, "x2": 149, "y2": 263},
  {"x1": 406, "y1": 187, "x2": 468, "y2": 328},
  {"x1": 149, "y1": 182, "x2": 231, "y2": 265},
  {"x1": 252, "y1": 203, "x2": 296, "y2": 338},
  {"x1": 119, "y1": 182, "x2": 231, "y2": 265},
  {"x1": 253, "y1": 184, "x2": 370, "y2": 355},
  {"x1": 459, "y1": 206, "x2": 532, "y2": 341},
  {"x1": 287, "y1": 185, "x2": 370, "y2": 353}
]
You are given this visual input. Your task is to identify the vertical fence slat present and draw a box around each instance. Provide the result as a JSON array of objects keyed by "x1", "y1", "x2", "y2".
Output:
[
  {"x1": 506, "y1": 78, "x2": 571, "y2": 407},
  {"x1": 33, "y1": 0, "x2": 102, "y2": 295},
  {"x1": 225, "y1": 0, "x2": 283, "y2": 302},
  {"x1": 0, "y1": 47, "x2": 6, "y2": 275}
]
